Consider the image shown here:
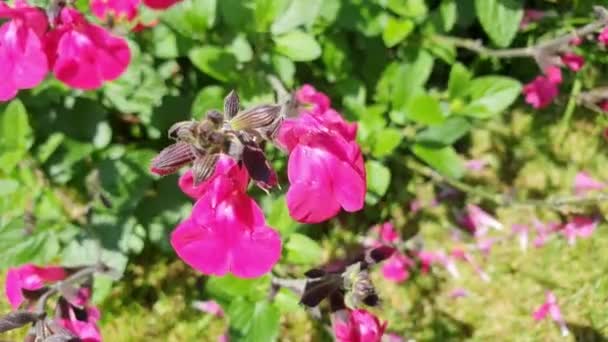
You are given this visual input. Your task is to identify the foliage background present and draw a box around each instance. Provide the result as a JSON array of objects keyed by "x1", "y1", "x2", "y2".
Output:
[{"x1": 2, "y1": 0, "x2": 608, "y2": 340}]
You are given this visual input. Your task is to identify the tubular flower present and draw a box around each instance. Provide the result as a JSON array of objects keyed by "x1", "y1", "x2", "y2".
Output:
[
  {"x1": 573, "y1": 171, "x2": 606, "y2": 195},
  {"x1": 278, "y1": 86, "x2": 365, "y2": 223},
  {"x1": 90, "y1": 0, "x2": 140, "y2": 22},
  {"x1": 522, "y1": 66, "x2": 562, "y2": 109},
  {"x1": 0, "y1": 2, "x2": 48, "y2": 101},
  {"x1": 561, "y1": 216, "x2": 598, "y2": 245},
  {"x1": 560, "y1": 52, "x2": 585, "y2": 72},
  {"x1": 59, "y1": 303, "x2": 102, "y2": 342},
  {"x1": 598, "y1": 27, "x2": 608, "y2": 46},
  {"x1": 5, "y1": 264, "x2": 66, "y2": 309},
  {"x1": 533, "y1": 291, "x2": 569, "y2": 337},
  {"x1": 381, "y1": 252, "x2": 414, "y2": 283},
  {"x1": 142, "y1": 0, "x2": 181, "y2": 9},
  {"x1": 458, "y1": 204, "x2": 503, "y2": 237},
  {"x1": 45, "y1": 8, "x2": 130, "y2": 90},
  {"x1": 332, "y1": 309, "x2": 387, "y2": 342},
  {"x1": 171, "y1": 158, "x2": 281, "y2": 278}
]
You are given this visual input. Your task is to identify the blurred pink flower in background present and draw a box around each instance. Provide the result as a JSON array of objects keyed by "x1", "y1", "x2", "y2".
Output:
[
  {"x1": 60, "y1": 305, "x2": 102, "y2": 342},
  {"x1": 511, "y1": 224, "x2": 529, "y2": 251},
  {"x1": 561, "y1": 216, "x2": 598, "y2": 245},
  {"x1": 523, "y1": 66, "x2": 562, "y2": 109},
  {"x1": 0, "y1": 2, "x2": 49, "y2": 101},
  {"x1": 520, "y1": 9, "x2": 545, "y2": 29},
  {"x1": 278, "y1": 85, "x2": 365, "y2": 223},
  {"x1": 90, "y1": 0, "x2": 140, "y2": 21},
  {"x1": 573, "y1": 171, "x2": 606, "y2": 195},
  {"x1": 376, "y1": 222, "x2": 399, "y2": 243},
  {"x1": 382, "y1": 252, "x2": 414, "y2": 283},
  {"x1": 5, "y1": 264, "x2": 66, "y2": 309},
  {"x1": 142, "y1": 0, "x2": 181, "y2": 9},
  {"x1": 451, "y1": 248, "x2": 490, "y2": 282},
  {"x1": 46, "y1": 8, "x2": 131, "y2": 90},
  {"x1": 560, "y1": 52, "x2": 585, "y2": 72},
  {"x1": 333, "y1": 309, "x2": 387, "y2": 342},
  {"x1": 464, "y1": 159, "x2": 488, "y2": 172},
  {"x1": 533, "y1": 221, "x2": 560, "y2": 248},
  {"x1": 193, "y1": 300, "x2": 224, "y2": 318},
  {"x1": 458, "y1": 204, "x2": 503, "y2": 237},
  {"x1": 417, "y1": 250, "x2": 460, "y2": 278},
  {"x1": 533, "y1": 291, "x2": 569, "y2": 337},
  {"x1": 449, "y1": 288, "x2": 469, "y2": 299},
  {"x1": 598, "y1": 27, "x2": 608, "y2": 46}
]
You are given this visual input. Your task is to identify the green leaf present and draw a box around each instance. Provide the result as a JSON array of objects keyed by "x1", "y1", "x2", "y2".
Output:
[
  {"x1": 192, "y1": 86, "x2": 225, "y2": 119},
  {"x1": 271, "y1": 0, "x2": 322, "y2": 35},
  {"x1": 475, "y1": 0, "x2": 523, "y2": 47},
  {"x1": 162, "y1": 0, "x2": 217, "y2": 39},
  {"x1": 439, "y1": 0, "x2": 457, "y2": 32},
  {"x1": 62, "y1": 238, "x2": 129, "y2": 275},
  {"x1": 415, "y1": 117, "x2": 471, "y2": 146},
  {"x1": 411, "y1": 144, "x2": 465, "y2": 179},
  {"x1": 285, "y1": 233, "x2": 323, "y2": 265},
  {"x1": 228, "y1": 298, "x2": 256, "y2": 333},
  {"x1": 219, "y1": 0, "x2": 254, "y2": 31},
  {"x1": 265, "y1": 195, "x2": 299, "y2": 236},
  {"x1": 448, "y1": 63, "x2": 472, "y2": 99},
  {"x1": 386, "y1": 0, "x2": 428, "y2": 19},
  {"x1": 228, "y1": 34, "x2": 254, "y2": 63},
  {"x1": 273, "y1": 30, "x2": 321, "y2": 61},
  {"x1": 271, "y1": 54, "x2": 296, "y2": 87},
  {"x1": 461, "y1": 76, "x2": 522, "y2": 118},
  {"x1": 366, "y1": 160, "x2": 391, "y2": 197},
  {"x1": 382, "y1": 17, "x2": 414, "y2": 47},
  {"x1": 406, "y1": 94, "x2": 446, "y2": 125},
  {"x1": 0, "y1": 220, "x2": 60, "y2": 267},
  {"x1": 372, "y1": 128, "x2": 403, "y2": 158},
  {"x1": 206, "y1": 275, "x2": 270, "y2": 301},
  {"x1": 254, "y1": 0, "x2": 287, "y2": 32},
  {"x1": 189, "y1": 46, "x2": 239, "y2": 82},
  {"x1": 0, "y1": 99, "x2": 32, "y2": 173},
  {"x1": 245, "y1": 302, "x2": 280, "y2": 342}
]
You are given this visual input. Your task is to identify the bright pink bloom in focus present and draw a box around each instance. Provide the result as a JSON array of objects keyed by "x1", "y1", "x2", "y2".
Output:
[
  {"x1": 179, "y1": 156, "x2": 249, "y2": 200},
  {"x1": 60, "y1": 305, "x2": 102, "y2": 342},
  {"x1": 562, "y1": 216, "x2": 598, "y2": 245},
  {"x1": 560, "y1": 52, "x2": 585, "y2": 72},
  {"x1": 172, "y1": 159, "x2": 281, "y2": 278},
  {"x1": 5, "y1": 264, "x2": 66, "y2": 309},
  {"x1": 193, "y1": 300, "x2": 224, "y2": 318},
  {"x1": 533, "y1": 291, "x2": 569, "y2": 337},
  {"x1": 522, "y1": 66, "x2": 562, "y2": 109},
  {"x1": 90, "y1": 0, "x2": 140, "y2": 21},
  {"x1": 45, "y1": 8, "x2": 130, "y2": 90},
  {"x1": 598, "y1": 27, "x2": 608, "y2": 46},
  {"x1": 278, "y1": 88, "x2": 365, "y2": 223},
  {"x1": 142, "y1": 0, "x2": 181, "y2": 9},
  {"x1": 333, "y1": 309, "x2": 387, "y2": 342},
  {"x1": 573, "y1": 171, "x2": 606, "y2": 195},
  {"x1": 381, "y1": 252, "x2": 414, "y2": 283},
  {"x1": 0, "y1": 3, "x2": 48, "y2": 101}
]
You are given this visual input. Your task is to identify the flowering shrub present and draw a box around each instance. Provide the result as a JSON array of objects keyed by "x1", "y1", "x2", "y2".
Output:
[{"x1": 1, "y1": 0, "x2": 608, "y2": 340}]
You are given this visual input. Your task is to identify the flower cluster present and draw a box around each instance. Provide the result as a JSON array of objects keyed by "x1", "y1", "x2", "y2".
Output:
[
  {"x1": 0, "y1": 1, "x2": 132, "y2": 101},
  {"x1": 151, "y1": 85, "x2": 365, "y2": 278},
  {"x1": 4, "y1": 264, "x2": 102, "y2": 341}
]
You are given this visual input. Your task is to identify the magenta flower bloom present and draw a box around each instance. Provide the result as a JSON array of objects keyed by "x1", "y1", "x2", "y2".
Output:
[
  {"x1": 0, "y1": 2, "x2": 48, "y2": 101},
  {"x1": 193, "y1": 300, "x2": 224, "y2": 318},
  {"x1": 142, "y1": 0, "x2": 181, "y2": 9},
  {"x1": 5, "y1": 264, "x2": 66, "y2": 309},
  {"x1": 598, "y1": 27, "x2": 608, "y2": 46},
  {"x1": 172, "y1": 162, "x2": 281, "y2": 278},
  {"x1": 332, "y1": 309, "x2": 387, "y2": 342},
  {"x1": 560, "y1": 52, "x2": 585, "y2": 72},
  {"x1": 417, "y1": 250, "x2": 460, "y2": 278},
  {"x1": 522, "y1": 66, "x2": 562, "y2": 109},
  {"x1": 45, "y1": 8, "x2": 130, "y2": 90},
  {"x1": 60, "y1": 305, "x2": 102, "y2": 342},
  {"x1": 533, "y1": 291, "x2": 569, "y2": 336},
  {"x1": 178, "y1": 156, "x2": 249, "y2": 200},
  {"x1": 373, "y1": 222, "x2": 399, "y2": 243},
  {"x1": 533, "y1": 221, "x2": 560, "y2": 248},
  {"x1": 458, "y1": 204, "x2": 503, "y2": 237},
  {"x1": 573, "y1": 171, "x2": 606, "y2": 195},
  {"x1": 90, "y1": 0, "x2": 140, "y2": 21},
  {"x1": 278, "y1": 113, "x2": 365, "y2": 223},
  {"x1": 562, "y1": 216, "x2": 598, "y2": 245},
  {"x1": 381, "y1": 252, "x2": 414, "y2": 283}
]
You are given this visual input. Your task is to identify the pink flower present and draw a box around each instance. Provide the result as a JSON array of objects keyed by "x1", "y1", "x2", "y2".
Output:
[
  {"x1": 171, "y1": 162, "x2": 281, "y2": 278},
  {"x1": 384, "y1": 333, "x2": 404, "y2": 342},
  {"x1": 90, "y1": 0, "x2": 140, "y2": 22},
  {"x1": 512, "y1": 224, "x2": 529, "y2": 251},
  {"x1": 60, "y1": 305, "x2": 102, "y2": 342},
  {"x1": 562, "y1": 216, "x2": 598, "y2": 245},
  {"x1": 533, "y1": 221, "x2": 560, "y2": 248},
  {"x1": 522, "y1": 66, "x2": 562, "y2": 109},
  {"x1": 560, "y1": 52, "x2": 585, "y2": 72},
  {"x1": 598, "y1": 27, "x2": 608, "y2": 46},
  {"x1": 381, "y1": 252, "x2": 414, "y2": 283},
  {"x1": 297, "y1": 84, "x2": 357, "y2": 141},
  {"x1": 5, "y1": 264, "x2": 66, "y2": 309},
  {"x1": 193, "y1": 300, "x2": 224, "y2": 318},
  {"x1": 178, "y1": 156, "x2": 249, "y2": 200},
  {"x1": 533, "y1": 291, "x2": 569, "y2": 337},
  {"x1": 332, "y1": 309, "x2": 387, "y2": 342},
  {"x1": 451, "y1": 248, "x2": 490, "y2": 282},
  {"x1": 600, "y1": 101, "x2": 608, "y2": 113},
  {"x1": 520, "y1": 9, "x2": 545, "y2": 29},
  {"x1": 573, "y1": 171, "x2": 606, "y2": 195},
  {"x1": 570, "y1": 36, "x2": 583, "y2": 46},
  {"x1": 278, "y1": 112, "x2": 365, "y2": 223},
  {"x1": 374, "y1": 222, "x2": 399, "y2": 243},
  {"x1": 449, "y1": 288, "x2": 469, "y2": 299},
  {"x1": 0, "y1": 3, "x2": 48, "y2": 101},
  {"x1": 417, "y1": 250, "x2": 460, "y2": 278},
  {"x1": 142, "y1": 0, "x2": 181, "y2": 9},
  {"x1": 458, "y1": 204, "x2": 503, "y2": 237},
  {"x1": 45, "y1": 8, "x2": 130, "y2": 90},
  {"x1": 465, "y1": 159, "x2": 487, "y2": 172}
]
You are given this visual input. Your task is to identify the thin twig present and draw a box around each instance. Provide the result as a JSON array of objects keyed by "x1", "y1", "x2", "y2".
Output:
[
  {"x1": 406, "y1": 159, "x2": 608, "y2": 209},
  {"x1": 431, "y1": 6, "x2": 608, "y2": 60}
]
